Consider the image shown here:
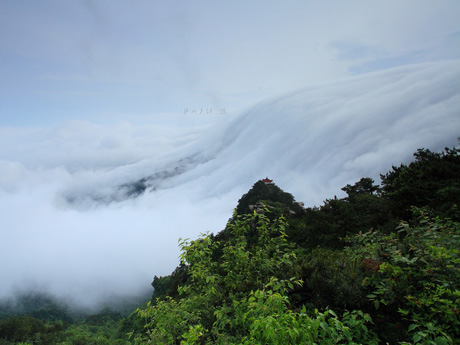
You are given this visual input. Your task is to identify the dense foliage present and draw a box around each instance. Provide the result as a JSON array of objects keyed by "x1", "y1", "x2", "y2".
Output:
[
  {"x1": 0, "y1": 297, "x2": 142, "y2": 344},
  {"x1": 133, "y1": 211, "x2": 379, "y2": 344},
  {"x1": 1, "y1": 145, "x2": 459, "y2": 344},
  {"x1": 347, "y1": 208, "x2": 460, "y2": 344},
  {"x1": 381, "y1": 147, "x2": 460, "y2": 220}
]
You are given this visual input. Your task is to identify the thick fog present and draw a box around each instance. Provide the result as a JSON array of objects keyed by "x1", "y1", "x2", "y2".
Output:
[{"x1": 1, "y1": 61, "x2": 459, "y2": 308}]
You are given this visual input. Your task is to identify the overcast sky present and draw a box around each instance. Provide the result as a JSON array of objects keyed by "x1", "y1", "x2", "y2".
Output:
[
  {"x1": 1, "y1": 1, "x2": 459, "y2": 126},
  {"x1": 0, "y1": 1, "x2": 459, "y2": 308}
]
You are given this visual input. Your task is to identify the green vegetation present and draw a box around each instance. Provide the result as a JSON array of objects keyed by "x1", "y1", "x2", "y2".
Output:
[
  {"x1": 346, "y1": 207, "x2": 460, "y2": 344},
  {"x1": 0, "y1": 296, "x2": 143, "y2": 344},
  {"x1": 1, "y1": 145, "x2": 459, "y2": 344},
  {"x1": 132, "y1": 211, "x2": 379, "y2": 344}
]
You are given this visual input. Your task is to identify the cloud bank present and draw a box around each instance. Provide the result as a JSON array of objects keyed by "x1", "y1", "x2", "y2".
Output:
[{"x1": 0, "y1": 61, "x2": 459, "y2": 308}]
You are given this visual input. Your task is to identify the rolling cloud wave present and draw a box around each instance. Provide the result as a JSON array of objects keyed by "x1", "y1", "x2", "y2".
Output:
[{"x1": 0, "y1": 60, "x2": 459, "y2": 308}]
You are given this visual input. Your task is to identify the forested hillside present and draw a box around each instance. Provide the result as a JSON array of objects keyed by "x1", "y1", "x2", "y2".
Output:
[
  {"x1": 139, "y1": 145, "x2": 460, "y2": 344},
  {"x1": 1, "y1": 145, "x2": 459, "y2": 344}
]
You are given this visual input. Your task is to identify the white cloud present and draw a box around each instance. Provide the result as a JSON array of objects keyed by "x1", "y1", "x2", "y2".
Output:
[
  {"x1": 1, "y1": 0, "x2": 459, "y2": 309},
  {"x1": 0, "y1": 61, "x2": 459, "y2": 307}
]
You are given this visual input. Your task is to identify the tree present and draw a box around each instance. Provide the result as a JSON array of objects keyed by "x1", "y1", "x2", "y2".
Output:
[
  {"x1": 380, "y1": 147, "x2": 460, "y2": 219},
  {"x1": 342, "y1": 177, "x2": 380, "y2": 198},
  {"x1": 346, "y1": 208, "x2": 460, "y2": 344},
  {"x1": 135, "y1": 211, "x2": 378, "y2": 344}
]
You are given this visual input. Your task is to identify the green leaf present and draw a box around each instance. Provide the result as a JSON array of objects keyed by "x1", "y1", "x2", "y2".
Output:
[
  {"x1": 434, "y1": 337, "x2": 449, "y2": 345},
  {"x1": 413, "y1": 334, "x2": 422, "y2": 343},
  {"x1": 408, "y1": 324, "x2": 418, "y2": 332}
]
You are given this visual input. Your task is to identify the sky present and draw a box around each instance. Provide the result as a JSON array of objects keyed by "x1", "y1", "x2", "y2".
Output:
[
  {"x1": 1, "y1": 0, "x2": 460, "y2": 126},
  {"x1": 0, "y1": 1, "x2": 460, "y2": 308}
]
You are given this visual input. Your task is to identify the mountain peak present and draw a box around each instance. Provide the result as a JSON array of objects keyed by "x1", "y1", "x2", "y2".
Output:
[{"x1": 236, "y1": 179, "x2": 304, "y2": 217}]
